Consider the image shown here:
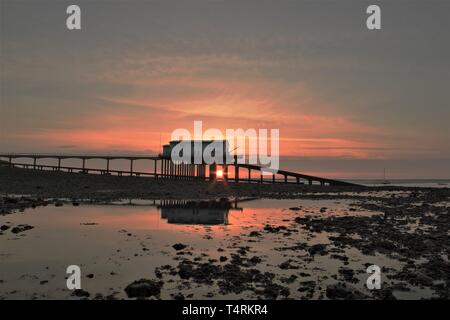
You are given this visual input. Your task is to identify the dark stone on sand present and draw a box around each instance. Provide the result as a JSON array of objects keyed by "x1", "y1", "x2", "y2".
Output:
[
  {"x1": 72, "y1": 289, "x2": 90, "y2": 298},
  {"x1": 248, "y1": 231, "x2": 261, "y2": 237},
  {"x1": 178, "y1": 262, "x2": 194, "y2": 279},
  {"x1": 264, "y1": 224, "x2": 288, "y2": 233},
  {"x1": 338, "y1": 267, "x2": 358, "y2": 283},
  {"x1": 289, "y1": 207, "x2": 301, "y2": 211},
  {"x1": 294, "y1": 217, "x2": 309, "y2": 224},
  {"x1": 280, "y1": 274, "x2": 298, "y2": 284},
  {"x1": 172, "y1": 293, "x2": 185, "y2": 300},
  {"x1": 372, "y1": 287, "x2": 397, "y2": 300},
  {"x1": 299, "y1": 272, "x2": 311, "y2": 277},
  {"x1": 11, "y1": 224, "x2": 34, "y2": 234},
  {"x1": 326, "y1": 284, "x2": 366, "y2": 300},
  {"x1": 237, "y1": 247, "x2": 248, "y2": 256},
  {"x1": 297, "y1": 281, "x2": 316, "y2": 298},
  {"x1": 330, "y1": 254, "x2": 349, "y2": 262},
  {"x1": 0, "y1": 225, "x2": 9, "y2": 231},
  {"x1": 86, "y1": 274, "x2": 94, "y2": 279},
  {"x1": 219, "y1": 256, "x2": 228, "y2": 262},
  {"x1": 261, "y1": 283, "x2": 290, "y2": 299},
  {"x1": 278, "y1": 259, "x2": 299, "y2": 270},
  {"x1": 308, "y1": 244, "x2": 328, "y2": 256},
  {"x1": 172, "y1": 243, "x2": 188, "y2": 251},
  {"x1": 249, "y1": 256, "x2": 262, "y2": 265},
  {"x1": 124, "y1": 279, "x2": 163, "y2": 298},
  {"x1": 93, "y1": 293, "x2": 104, "y2": 300},
  {"x1": 54, "y1": 201, "x2": 63, "y2": 207}
]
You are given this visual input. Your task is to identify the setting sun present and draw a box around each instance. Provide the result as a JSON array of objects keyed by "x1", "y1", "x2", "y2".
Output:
[{"x1": 216, "y1": 169, "x2": 223, "y2": 179}]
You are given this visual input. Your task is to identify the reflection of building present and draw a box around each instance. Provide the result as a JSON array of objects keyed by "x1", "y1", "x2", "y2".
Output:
[
  {"x1": 158, "y1": 199, "x2": 239, "y2": 225},
  {"x1": 161, "y1": 207, "x2": 228, "y2": 225}
]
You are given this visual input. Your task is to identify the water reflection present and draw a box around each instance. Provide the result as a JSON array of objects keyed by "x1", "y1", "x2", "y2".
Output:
[{"x1": 158, "y1": 199, "x2": 243, "y2": 225}]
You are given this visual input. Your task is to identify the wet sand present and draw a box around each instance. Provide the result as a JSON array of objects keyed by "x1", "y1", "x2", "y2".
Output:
[{"x1": 0, "y1": 167, "x2": 449, "y2": 300}]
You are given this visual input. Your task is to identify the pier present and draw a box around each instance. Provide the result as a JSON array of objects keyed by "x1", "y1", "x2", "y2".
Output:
[{"x1": 0, "y1": 153, "x2": 358, "y2": 186}]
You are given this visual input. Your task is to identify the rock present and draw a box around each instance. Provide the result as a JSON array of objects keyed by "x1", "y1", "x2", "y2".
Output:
[
  {"x1": 71, "y1": 289, "x2": 90, "y2": 298},
  {"x1": 219, "y1": 256, "x2": 228, "y2": 262},
  {"x1": 248, "y1": 231, "x2": 261, "y2": 237},
  {"x1": 298, "y1": 281, "x2": 315, "y2": 298},
  {"x1": 338, "y1": 267, "x2": 358, "y2": 283},
  {"x1": 289, "y1": 207, "x2": 301, "y2": 211},
  {"x1": 264, "y1": 224, "x2": 288, "y2": 233},
  {"x1": 278, "y1": 259, "x2": 299, "y2": 270},
  {"x1": 372, "y1": 287, "x2": 397, "y2": 300},
  {"x1": 86, "y1": 274, "x2": 94, "y2": 279},
  {"x1": 261, "y1": 283, "x2": 290, "y2": 299},
  {"x1": 294, "y1": 217, "x2": 309, "y2": 224},
  {"x1": 249, "y1": 256, "x2": 262, "y2": 265},
  {"x1": 54, "y1": 201, "x2": 63, "y2": 207},
  {"x1": 0, "y1": 225, "x2": 9, "y2": 231},
  {"x1": 326, "y1": 284, "x2": 367, "y2": 300},
  {"x1": 330, "y1": 254, "x2": 349, "y2": 262},
  {"x1": 280, "y1": 275, "x2": 298, "y2": 284},
  {"x1": 124, "y1": 279, "x2": 163, "y2": 298},
  {"x1": 308, "y1": 244, "x2": 328, "y2": 256},
  {"x1": 299, "y1": 272, "x2": 311, "y2": 277},
  {"x1": 93, "y1": 293, "x2": 104, "y2": 300},
  {"x1": 237, "y1": 247, "x2": 248, "y2": 256},
  {"x1": 178, "y1": 261, "x2": 195, "y2": 279},
  {"x1": 11, "y1": 224, "x2": 34, "y2": 234},
  {"x1": 172, "y1": 293, "x2": 185, "y2": 300},
  {"x1": 172, "y1": 243, "x2": 187, "y2": 251}
]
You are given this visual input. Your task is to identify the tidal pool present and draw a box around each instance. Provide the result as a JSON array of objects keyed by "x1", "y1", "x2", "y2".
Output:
[{"x1": 0, "y1": 198, "x2": 439, "y2": 300}]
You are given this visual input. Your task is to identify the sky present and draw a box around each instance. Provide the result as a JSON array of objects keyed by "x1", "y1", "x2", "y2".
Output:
[{"x1": 1, "y1": 0, "x2": 449, "y2": 179}]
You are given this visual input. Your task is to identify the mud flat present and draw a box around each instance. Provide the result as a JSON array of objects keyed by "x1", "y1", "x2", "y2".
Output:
[{"x1": 0, "y1": 167, "x2": 449, "y2": 300}]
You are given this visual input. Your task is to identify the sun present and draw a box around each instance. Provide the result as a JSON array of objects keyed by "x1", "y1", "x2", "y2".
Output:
[{"x1": 216, "y1": 169, "x2": 224, "y2": 179}]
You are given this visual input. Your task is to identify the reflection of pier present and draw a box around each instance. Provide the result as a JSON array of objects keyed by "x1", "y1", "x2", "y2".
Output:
[
  {"x1": 158, "y1": 199, "x2": 243, "y2": 225},
  {"x1": 0, "y1": 148, "x2": 358, "y2": 186},
  {"x1": 81, "y1": 198, "x2": 251, "y2": 226}
]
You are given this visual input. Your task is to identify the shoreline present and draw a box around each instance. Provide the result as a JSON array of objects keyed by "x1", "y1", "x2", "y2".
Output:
[
  {"x1": 2, "y1": 166, "x2": 449, "y2": 215},
  {"x1": 2, "y1": 166, "x2": 447, "y2": 200}
]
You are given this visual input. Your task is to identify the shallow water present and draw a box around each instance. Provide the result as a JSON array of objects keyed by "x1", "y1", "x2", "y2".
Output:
[{"x1": 0, "y1": 198, "x2": 439, "y2": 300}]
